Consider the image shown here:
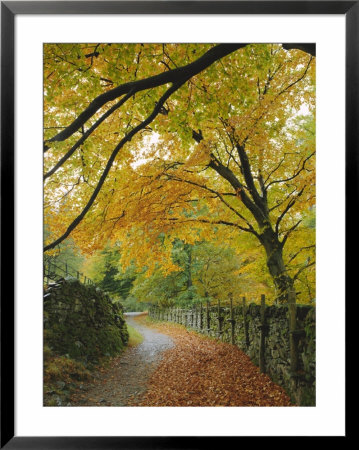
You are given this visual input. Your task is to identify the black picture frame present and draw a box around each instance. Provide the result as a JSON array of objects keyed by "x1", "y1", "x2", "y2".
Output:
[{"x1": 1, "y1": 1, "x2": 353, "y2": 447}]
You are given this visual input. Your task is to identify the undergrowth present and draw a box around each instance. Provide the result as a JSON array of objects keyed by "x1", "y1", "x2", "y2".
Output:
[
  {"x1": 44, "y1": 345, "x2": 94, "y2": 406},
  {"x1": 127, "y1": 324, "x2": 144, "y2": 347}
]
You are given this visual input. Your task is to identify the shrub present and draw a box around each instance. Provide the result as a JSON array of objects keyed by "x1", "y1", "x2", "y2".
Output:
[{"x1": 44, "y1": 280, "x2": 128, "y2": 364}]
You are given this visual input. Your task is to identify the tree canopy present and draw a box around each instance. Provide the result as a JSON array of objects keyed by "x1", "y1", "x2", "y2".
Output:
[{"x1": 44, "y1": 43, "x2": 315, "y2": 304}]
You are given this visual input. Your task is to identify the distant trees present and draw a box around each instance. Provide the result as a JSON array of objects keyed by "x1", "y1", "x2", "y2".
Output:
[{"x1": 82, "y1": 244, "x2": 136, "y2": 299}]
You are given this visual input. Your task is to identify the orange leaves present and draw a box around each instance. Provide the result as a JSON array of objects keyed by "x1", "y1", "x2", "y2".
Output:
[
  {"x1": 133, "y1": 318, "x2": 292, "y2": 407},
  {"x1": 44, "y1": 43, "x2": 315, "y2": 303}
]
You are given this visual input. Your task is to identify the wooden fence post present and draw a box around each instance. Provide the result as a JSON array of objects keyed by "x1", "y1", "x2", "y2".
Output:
[
  {"x1": 288, "y1": 287, "x2": 299, "y2": 375},
  {"x1": 206, "y1": 300, "x2": 211, "y2": 334},
  {"x1": 217, "y1": 299, "x2": 224, "y2": 340},
  {"x1": 259, "y1": 294, "x2": 266, "y2": 374},
  {"x1": 227, "y1": 294, "x2": 236, "y2": 345},
  {"x1": 47, "y1": 262, "x2": 51, "y2": 283},
  {"x1": 199, "y1": 302, "x2": 203, "y2": 331},
  {"x1": 44, "y1": 264, "x2": 48, "y2": 285},
  {"x1": 242, "y1": 297, "x2": 249, "y2": 347}
]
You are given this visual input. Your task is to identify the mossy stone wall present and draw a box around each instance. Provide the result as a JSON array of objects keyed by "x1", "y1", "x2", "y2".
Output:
[
  {"x1": 44, "y1": 279, "x2": 128, "y2": 364},
  {"x1": 150, "y1": 303, "x2": 315, "y2": 406}
]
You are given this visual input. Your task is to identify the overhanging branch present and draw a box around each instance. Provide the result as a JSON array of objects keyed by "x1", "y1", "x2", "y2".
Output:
[
  {"x1": 44, "y1": 44, "x2": 246, "y2": 147},
  {"x1": 44, "y1": 90, "x2": 134, "y2": 177},
  {"x1": 44, "y1": 80, "x2": 185, "y2": 252}
]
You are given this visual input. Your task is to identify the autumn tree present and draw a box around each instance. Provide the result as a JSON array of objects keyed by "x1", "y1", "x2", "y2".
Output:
[
  {"x1": 129, "y1": 240, "x2": 245, "y2": 307},
  {"x1": 44, "y1": 225, "x2": 84, "y2": 276},
  {"x1": 44, "y1": 43, "x2": 315, "y2": 303},
  {"x1": 81, "y1": 243, "x2": 136, "y2": 298}
]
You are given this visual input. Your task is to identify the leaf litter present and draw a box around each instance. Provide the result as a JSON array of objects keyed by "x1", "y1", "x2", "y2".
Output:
[{"x1": 129, "y1": 316, "x2": 293, "y2": 407}]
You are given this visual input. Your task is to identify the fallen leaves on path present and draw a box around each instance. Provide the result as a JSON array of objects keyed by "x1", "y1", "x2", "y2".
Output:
[{"x1": 131, "y1": 317, "x2": 293, "y2": 407}]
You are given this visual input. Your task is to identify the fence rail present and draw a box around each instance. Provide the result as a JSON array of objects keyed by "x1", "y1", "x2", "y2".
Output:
[{"x1": 43, "y1": 260, "x2": 95, "y2": 286}]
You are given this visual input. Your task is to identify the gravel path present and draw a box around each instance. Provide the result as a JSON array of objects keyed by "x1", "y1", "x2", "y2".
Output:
[{"x1": 70, "y1": 313, "x2": 174, "y2": 406}]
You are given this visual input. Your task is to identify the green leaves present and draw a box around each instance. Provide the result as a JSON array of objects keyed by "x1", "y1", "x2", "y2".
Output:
[{"x1": 44, "y1": 43, "x2": 315, "y2": 304}]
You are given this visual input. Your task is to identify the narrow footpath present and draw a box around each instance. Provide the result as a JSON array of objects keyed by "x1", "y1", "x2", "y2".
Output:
[
  {"x1": 71, "y1": 313, "x2": 292, "y2": 407},
  {"x1": 70, "y1": 313, "x2": 173, "y2": 406}
]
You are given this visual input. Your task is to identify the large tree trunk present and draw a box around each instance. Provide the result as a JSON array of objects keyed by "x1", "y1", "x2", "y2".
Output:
[
  {"x1": 259, "y1": 228, "x2": 293, "y2": 304},
  {"x1": 185, "y1": 244, "x2": 193, "y2": 289}
]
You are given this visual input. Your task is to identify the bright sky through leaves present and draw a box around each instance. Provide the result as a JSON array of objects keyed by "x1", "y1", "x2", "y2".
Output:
[{"x1": 44, "y1": 43, "x2": 315, "y2": 304}]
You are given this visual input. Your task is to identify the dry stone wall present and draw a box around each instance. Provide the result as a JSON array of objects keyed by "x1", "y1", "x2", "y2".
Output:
[
  {"x1": 149, "y1": 302, "x2": 315, "y2": 406},
  {"x1": 44, "y1": 278, "x2": 128, "y2": 364}
]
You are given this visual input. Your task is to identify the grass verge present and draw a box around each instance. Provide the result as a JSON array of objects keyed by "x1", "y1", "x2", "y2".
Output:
[{"x1": 127, "y1": 324, "x2": 144, "y2": 347}]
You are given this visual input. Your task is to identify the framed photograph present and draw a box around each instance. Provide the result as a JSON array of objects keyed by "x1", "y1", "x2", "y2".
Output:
[{"x1": 1, "y1": 1, "x2": 352, "y2": 447}]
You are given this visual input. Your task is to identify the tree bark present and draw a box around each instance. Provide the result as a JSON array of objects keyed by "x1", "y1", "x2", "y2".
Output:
[
  {"x1": 259, "y1": 227, "x2": 293, "y2": 304},
  {"x1": 45, "y1": 44, "x2": 246, "y2": 146}
]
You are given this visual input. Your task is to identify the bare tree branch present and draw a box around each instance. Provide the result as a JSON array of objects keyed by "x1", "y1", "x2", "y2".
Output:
[
  {"x1": 44, "y1": 44, "x2": 246, "y2": 148},
  {"x1": 236, "y1": 143, "x2": 264, "y2": 208},
  {"x1": 165, "y1": 173, "x2": 258, "y2": 236},
  {"x1": 293, "y1": 260, "x2": 315, "y2": 281},
  {"x1": 208, "y1": 153, "x2": 266, "y2": 227},
  {"x1": 44, "y1": 90, "x2": 134, "y2": 178},
  {"x1": 266, "y1": 152, "x2": 315, "y2": 189},
  {"x1": 282, "y1": 43, "x2": 316, "y2": 57},
  {"x1": 167, "y1": 217, "x2": 253, "y2": 233},
  {"x1": 44, "y1": 80, "x2": 185, "y2": 252},
  {"x1": 275, "y1": 187, "x2": 305, "y2": 233},
  {"x1": 287, "y1": 245, "x2": 315, "y2": 265},
  {"x1": 280, "y1": 220, "x2": 302, "y2": 247}
]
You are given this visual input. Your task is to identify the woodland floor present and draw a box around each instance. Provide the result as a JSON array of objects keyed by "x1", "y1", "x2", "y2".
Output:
[
  {"x1": 70, "y1": 314, "x2": 292, "y2": 407},
  {"x1": 70, "y1": 314, "x2": 174, "y2": 406}
]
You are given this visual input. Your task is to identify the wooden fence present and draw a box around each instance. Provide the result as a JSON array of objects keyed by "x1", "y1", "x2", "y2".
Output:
[
  {"x1": 43, "y1": 260, "x2": 95, "y2": 286},
  {"x1": 149, "y1": 293, "x2": 315, "y2": 406}
]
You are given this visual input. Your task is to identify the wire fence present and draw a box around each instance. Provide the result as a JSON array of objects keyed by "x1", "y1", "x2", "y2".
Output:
[{"x1": 43, "y1": 260, "x2": 96, "y2": 286}]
